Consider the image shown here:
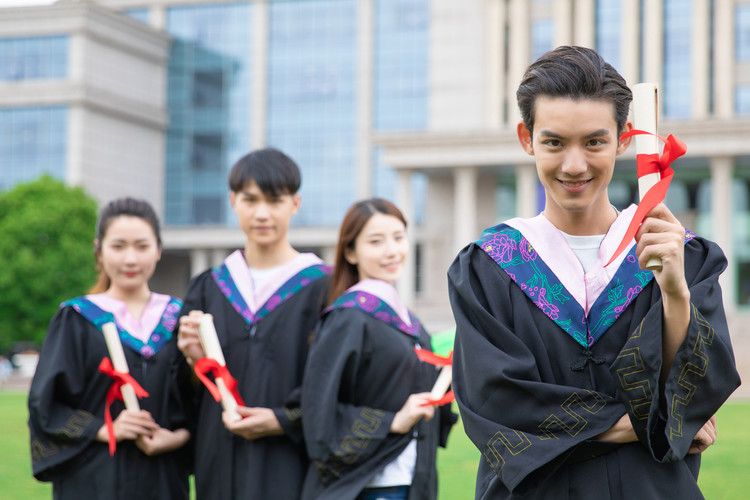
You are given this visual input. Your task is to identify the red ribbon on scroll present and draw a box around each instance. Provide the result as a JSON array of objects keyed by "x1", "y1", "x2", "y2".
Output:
[
  {"x1": 414, "y1": 347, "x2": 455, "y2": 406},
  {"x1": 194, "y1": 357, "x2": 246, "y2": 408},
  {"x1": 604, "y1": 129, "x2": 687, "y2": 268},
  {"x1": 97, "y1": 357, "x2": 150, "y2": 456}
]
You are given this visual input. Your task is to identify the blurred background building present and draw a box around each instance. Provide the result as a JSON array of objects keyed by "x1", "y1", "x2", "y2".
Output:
[{"x1": 1, "y1": 1, "x2": 749, "y2": 366}]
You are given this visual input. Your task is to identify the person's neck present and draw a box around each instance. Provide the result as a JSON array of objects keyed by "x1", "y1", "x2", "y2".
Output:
[
  {"x1": 104, "y1": 286, "x2": 152, "y2": 319},
  {"x1": 244, "y1": 241, "x2": 299, "y2": 270},
  {"x1": 543, "y1": 202, "x2": 618, "y2": 236}
]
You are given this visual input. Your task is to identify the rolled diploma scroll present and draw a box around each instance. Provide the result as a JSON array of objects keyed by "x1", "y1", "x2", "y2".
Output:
[
  {"x1": 102, "y1": 322, "x2": 140, "y2": 410},
  {"x1": 430, "y1": 365, "x2": 453, "y2": 400},
  {"x1": 198, "y1": 314, "x2": 241, "y2": 421},
  {"x1": 632, "y1": 82, "x2": 663, "y2": 270}
]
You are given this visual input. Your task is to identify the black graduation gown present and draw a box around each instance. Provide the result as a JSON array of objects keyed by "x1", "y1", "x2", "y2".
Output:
[
  {"x1": 28, "y1": 299, "x2": 191, "y2": 500},
  {"x1": 301, "y1": 294, "x2": 456, "y2": 500},
  {"x1": 448, "y1": 226, "x2": 741, "y2": 499},
  {"x1": 181, "y1": 265, "x2": 330, "y2": 500}
]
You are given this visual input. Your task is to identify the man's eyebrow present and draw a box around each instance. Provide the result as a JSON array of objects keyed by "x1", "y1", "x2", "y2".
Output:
[{"x1": 538, "y1": 129, "x2": 611, "y2": 139}]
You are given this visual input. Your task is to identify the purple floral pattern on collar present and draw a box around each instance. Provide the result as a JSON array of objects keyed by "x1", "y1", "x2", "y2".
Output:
[
  {"x1": 325, "y1": 290, "x2": 422, "y2": 340},
  {"x1": 212, "y1": 263, "x2": 330, "y2": 325},
  {"x1": 477, "y1": 224, "x2": 696, "y2": 348},
  {"x1": 62, "y1": 296, "x2": 182, "y2": 359}
]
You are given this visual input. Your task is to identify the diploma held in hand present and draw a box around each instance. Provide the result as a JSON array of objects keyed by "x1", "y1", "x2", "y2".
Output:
[
  {"x1": 632, "y1": 83, "x2": 662, "y2": 270},
  {"x1": 414, "y1": 347, "x2": 455, "y2": 406},
  {"x1": 197, "y1": 314, "x2": 242, "y2": 421},
  {"x1": 102, "y1": 322, "x2": 140, "y2": 410}
]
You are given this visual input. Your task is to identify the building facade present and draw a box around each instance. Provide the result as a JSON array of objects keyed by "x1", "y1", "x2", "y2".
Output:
[{"x1": 1, "y1": 0, "x2": 749, "y2": 387}]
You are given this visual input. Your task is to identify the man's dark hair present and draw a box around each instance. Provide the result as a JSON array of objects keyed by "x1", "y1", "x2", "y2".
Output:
[
  {"x1": 228, "y1": 147, "x2": 302, "y2": 196},
  {"x1": 517, "y1": 45, "x2": 632, "y2": 135}
]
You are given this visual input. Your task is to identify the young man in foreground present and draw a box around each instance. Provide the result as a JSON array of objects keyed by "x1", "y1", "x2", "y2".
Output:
[{"x1": 449, "y1": 45, "x2": 740, "y2": 499}]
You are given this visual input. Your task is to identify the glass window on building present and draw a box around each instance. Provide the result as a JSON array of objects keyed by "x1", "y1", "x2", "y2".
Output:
[
  {"x1": 0, "y1": 107, "x2": 67, "y2": 191},
  {"x1": 736, "y1": 4, "x2": 750, "y2": 62},
  {"x1": 495, "y1": 174, "x2": 517, "y2": 224},
  {"x1": 165, "y1": 3, "x2": 253, "y2": 225},
  {"x1": 595, "y1": 0, "x2": 622, "y2": 71},
  {"x1": 0, "y1": 36, "x2": 67, "y2": 81},
  {"x1": 663, "y1": 0, "x2": 692, "y2": 119},
  {"x1": 267, "y1": 0, "x2": 357, "y2": 227},
  {"x1": 123, "y1": 8, "x2": 150, "y2": 24},
  {"x1": 737, "y1": 85, "x2": 750, "y2": 116},
  {"x1": 530, "y1": 17, "x2": 555, "y2": 63},
  {"x1": 372, "y1": 0, "x2": 429, "y2": 204},
  {"x1": 735, "y1": 158, "x2": 750, "y2": 307}
]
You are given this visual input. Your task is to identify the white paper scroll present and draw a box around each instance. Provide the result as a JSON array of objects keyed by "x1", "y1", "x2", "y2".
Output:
[
  {"x1": 198, "y1": 314, "x2": 242, "y2": 422},
  {"x1": 102, "y1": 322, "x2": 140, "y2": 410},
  {"x1": 430, "y1": 365, "x2": 453, "y2": 401},
  {"x1": 632, "y1": 82, "x2": 663, "y2": 270}
]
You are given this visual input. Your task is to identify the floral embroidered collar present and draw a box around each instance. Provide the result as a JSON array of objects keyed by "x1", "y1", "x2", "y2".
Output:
[
  {"x1": 62, "y1": 295, "x2": 182, "y2": 358},
  {"x1": 325, "y1": 280, "x2": 422, "y2": 339},
  {"x1": 477, "y1": 206, "x2": 696, "y2": 347},
  {"x1": 212, "y1": 251, "x2": 330, "y2": 325}
]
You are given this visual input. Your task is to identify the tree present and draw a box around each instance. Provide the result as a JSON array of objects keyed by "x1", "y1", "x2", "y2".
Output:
[{"x1": 0, "y1": 175, "x2": 99, "y2": 350}]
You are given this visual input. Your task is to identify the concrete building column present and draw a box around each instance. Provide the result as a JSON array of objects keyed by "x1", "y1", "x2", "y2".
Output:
[
  {"x1": 507, "y1": 0, "x2": 530, "y2": 125},
  {"x1": 149, "y1": 6, "x2": 166, "y2": 30},
  {"x1": 642, "y1": 0, "x2": 663, "y2": 86},
  {"x1": 714, "y1": 0, "x2": 734, "y2": 118},
  {"x1": 692, "y1": 0, "x2": 710, "y2": 119},
  {"x1": 190, "y1": 248, "x2": 209, "y2": 278},
  {"x1": 621, "y1": 0, "x2": 640, "y2": 85},
  {"x1": 251, "y1": 0, "x2": 268, "y2": 150},
  {"x1": 486, "y1": 0, "x2": 504, "y2": 128},
  {"x1": 357, "y1": 0, "x2": 374, "y2": 199},
  {"x1": 211, "y1": 248, "x2": 229, "y2": 267},
  {"x1": 572, "y1": 0, "x2": 595, "y2": 48},
  {"x1": 454, "y1": 166, "x2": 478, "y2": 253},
  {"x1": 396, "y1": 168, "x2": 415, "y2": 306},
  {"x1": 516, "y1": 163, "x2": 539, "y2": 218},
  {"x1": 711, "y1": 156, "x2": 736, "y2": 311},
  {"x1": 554, "y1": 0, "x2": 573, "y2": 47}
]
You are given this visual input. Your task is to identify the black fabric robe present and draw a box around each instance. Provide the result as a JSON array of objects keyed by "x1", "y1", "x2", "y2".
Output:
[
  {"x1": 301, "y1": 306, "x2": 456, "y2": 500},
  {"x1": 28, "y1": 303, "x2": 191, "y2": 500},
  {"x1": 448, "y1": 232, "x2": 741, "y2": 499},
  {"x1": 181, "y1": 268, "x2": 330, "y2": 500}
]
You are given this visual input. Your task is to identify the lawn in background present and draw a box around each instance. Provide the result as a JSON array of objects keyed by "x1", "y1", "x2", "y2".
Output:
[{"x1": 1, "y1": 392, "x2": 747, "y2": 500}]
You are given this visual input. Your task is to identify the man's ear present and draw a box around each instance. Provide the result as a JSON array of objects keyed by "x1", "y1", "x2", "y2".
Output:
[
  {"x1": 617, "y1": 121, "x2": 633, "y2": 156},
  {"x1": 517, "y1": 122, "x2": 534, "y2": 155},
  {"x1": 291, "y1": 193, "x2": 301, "y2": 214}
]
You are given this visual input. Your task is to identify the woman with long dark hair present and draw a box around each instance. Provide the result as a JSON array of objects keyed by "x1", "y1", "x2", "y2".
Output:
[
  {"x1": 301, "y1": 198, "x2": 455, "y2": 500},
  {"x1": 28, "y1": 197, "x2": 191, "y2": 499}
]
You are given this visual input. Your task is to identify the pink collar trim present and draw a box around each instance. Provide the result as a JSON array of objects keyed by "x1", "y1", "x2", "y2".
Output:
[
  {"x1": 224, "y1": 250, "x2": 324, "y2": 313},
  {"x1": 348, "y1": 279, "x2": 412, "y2": 326},
  {"x1": 86, "y1": 293, "x2": 171, "y2": 343},
  {"x1": 504, "y1": 204, "x2": 637, "y2": 315}
]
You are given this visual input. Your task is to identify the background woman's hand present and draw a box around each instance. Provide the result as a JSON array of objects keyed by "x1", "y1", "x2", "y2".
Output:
[
  {"x1": 390, "y1": 393, "x2": 436, "y2": 434},
  {"x1": 96, "y1": 409, "x2": 159, "y2": 443}
]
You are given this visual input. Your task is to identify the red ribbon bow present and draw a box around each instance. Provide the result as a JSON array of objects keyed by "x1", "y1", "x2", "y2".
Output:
[
  {"x1": 97, "y1": 357, "x2": 150, "y2": 456},
  {"x1": 414, "y1": 347, "x2": 455, "y2": 406},
  {"x1": 604, "y1": 129, "x2": 687, "y2": 267},
  {"x1": 193, "y1": 357, "x2": 245, "y2": 407}
]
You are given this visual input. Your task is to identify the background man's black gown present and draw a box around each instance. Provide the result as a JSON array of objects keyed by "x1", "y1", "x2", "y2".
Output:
[
  {"x1": 181, "y1": 269, "x2": 329, "y2": 500},
  {"x1": 301, "y1": 306, "x2": 456, "y2": 500},
  {"x1": 28, "y1": 304, "x2": 191, "y2": 500},
  {"x1": 448, "y1": 234, "x2": 740, "y2": 500}
]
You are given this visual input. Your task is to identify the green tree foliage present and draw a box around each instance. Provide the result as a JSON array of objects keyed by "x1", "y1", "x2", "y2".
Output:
[{"x1": 0, "y1": 176, "x2": 99, "y2": 350}]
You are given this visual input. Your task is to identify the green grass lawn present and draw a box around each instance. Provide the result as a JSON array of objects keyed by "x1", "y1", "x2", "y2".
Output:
[{"x1": 2, "y1": 391, "x2": 747, "y2": 499}]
